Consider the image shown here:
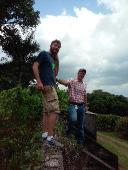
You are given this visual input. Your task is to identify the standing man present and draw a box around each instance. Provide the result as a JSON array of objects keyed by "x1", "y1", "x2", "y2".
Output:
[
  {"x1": 57, "y1": 68, "x2": 87, "y2": 144},
  {"x1": 32, "y1": 39, "x2": 63, "y2": 147}
]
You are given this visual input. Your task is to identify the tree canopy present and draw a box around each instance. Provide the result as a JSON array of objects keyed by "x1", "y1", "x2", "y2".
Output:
[
  {"x1": 88, "y1": 90, "x2": 128, "y2": 116},
  {"x1": 0, "y1": 0, "x2": 40, "y2": 89},
  {"x1": 0, "y1": 0, "x2": 39, "y2": 27}
]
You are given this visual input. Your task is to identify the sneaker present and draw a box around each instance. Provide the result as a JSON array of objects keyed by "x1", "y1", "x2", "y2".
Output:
[
  {"x1": 42, "y1": 132, "x2": 48, "y2": 141},
  {"x1": 42, "y1": 136, "x2": 47, "y2": 141},
  {"x1": 47, "y1": 138, "x2": 64, "y2": 148}
]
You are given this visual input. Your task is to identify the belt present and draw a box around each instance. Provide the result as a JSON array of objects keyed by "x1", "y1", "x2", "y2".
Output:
[{"x1": 69, "y1": 102, "x2": 84, "y2": 106}]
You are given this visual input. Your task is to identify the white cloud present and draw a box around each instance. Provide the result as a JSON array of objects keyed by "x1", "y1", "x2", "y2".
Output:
[
  {"x1": 34, "y1": 0, "x2": 128, "y2": 97},
  {"x1": 97, "y1": 0, "x2": 128, "y2": 13},
  {"x1": 97, "y1": 0, "x2": 120, "y2": 12},
  {"x1": 1, "y1": 0, "x2": 128, "y2": 96}
]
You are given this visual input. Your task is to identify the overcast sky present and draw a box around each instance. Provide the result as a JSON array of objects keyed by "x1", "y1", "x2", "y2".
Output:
[{"x1": 1, "y1": 0, "x2": 128, "y2": 97}]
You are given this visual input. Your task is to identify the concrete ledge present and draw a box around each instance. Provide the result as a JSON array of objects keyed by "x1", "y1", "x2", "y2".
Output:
[
  {"x1": 44, "y1": 153, "x2": 64, "y2": 170},
  {"x1": 41, "y1": 143, "x2": 64, "y2": 170},
  {"x1": 84, "y1": 111, "x2": 97, "y2": 140}
]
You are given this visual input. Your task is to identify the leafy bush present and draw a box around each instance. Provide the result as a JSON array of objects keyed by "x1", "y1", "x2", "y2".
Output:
[
  {"x1": 88, "y1": 90, "x2": 128, "y2": 116},
  {"x1": 0, "y1": 87, "x2": 43, "y2": 169},
  {"x1": 0, "y1": 87, "x2": 42, "y2": 122},
  {"x1": 57, "y1": 89, "x2": 68, "y2": 112},
  {"x1": 97, "y1": 114, "x2": 128, "y2": 139},
  {"x1": 115, "y1": 117, "x2": 128, "y2": 139},
  {"x1": 96, "y1": 114, "x2": 119, "y2": 131}
]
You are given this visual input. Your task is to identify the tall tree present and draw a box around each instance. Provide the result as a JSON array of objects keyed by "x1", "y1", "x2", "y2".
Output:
[
  {"x1": 0, "y1": 0, "x2": 40, "y2": 89},
  {"x1": 88, "y1": 90, "x2": 128, "y2": 116},
  {"x1": 0, "y1": 0, "x2": 39, "y2": 27}
]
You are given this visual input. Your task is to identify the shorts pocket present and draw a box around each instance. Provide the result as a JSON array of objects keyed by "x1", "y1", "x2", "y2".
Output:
[{"x1": 45, "y1": 87, "x2": 58, "y2": 101}]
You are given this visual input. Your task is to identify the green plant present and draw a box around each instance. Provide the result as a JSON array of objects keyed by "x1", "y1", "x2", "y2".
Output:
[
  {"x1": 96, "y1": 114, "x2": 119, "y2": 131},
  {"x1": 57, "y1": 89, "x2": 68, "y2": 112},
  {"x1": 0, "y1": 87, "x2": 44, "y2": 169},
  {"x1": 0, "y1": 87, "x2": 42, "y2": 122},
  {"x1": 115, "y1": 117, "x2": 128, "y2": 139}
]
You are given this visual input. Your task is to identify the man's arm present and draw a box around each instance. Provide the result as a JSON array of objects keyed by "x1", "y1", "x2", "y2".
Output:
[
  {"x1": 54, "y1": 56, "x2": 59, "y2": 77},
  {"x1": 84, "y1": 93, "x2": 88, "y2": 111},
  {"x1": 56, "y1": 78, "x2": 69, "y2": 86},
  {"x1": 32, "y1": 62, "x2": 44, "y2": 91},
  {"x1": 84, "y1": 94, "x2": 87, "y2": 106}
]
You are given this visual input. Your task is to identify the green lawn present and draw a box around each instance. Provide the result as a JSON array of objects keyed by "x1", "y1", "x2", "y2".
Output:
[{"x1": 97, "y1": 131, "x2": 128, "y2": 170}]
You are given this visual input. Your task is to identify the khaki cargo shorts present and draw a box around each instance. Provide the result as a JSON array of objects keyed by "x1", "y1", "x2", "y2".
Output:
[{"x1": 42, "y1": 86, "x2": 60, "y2": 114}]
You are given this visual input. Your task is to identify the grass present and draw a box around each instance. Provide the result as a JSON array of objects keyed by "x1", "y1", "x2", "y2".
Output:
[{"x1": 97, "y1": 131, "x2": 128, "y2": 170}]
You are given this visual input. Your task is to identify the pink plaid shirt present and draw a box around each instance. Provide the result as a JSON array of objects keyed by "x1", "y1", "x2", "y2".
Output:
[{"x1": 68, "y1": 79, "x2": 86, "y2": 103}]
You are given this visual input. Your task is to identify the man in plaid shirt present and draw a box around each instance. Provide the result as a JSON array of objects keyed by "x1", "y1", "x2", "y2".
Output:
[{"x1": 57, "y1": 68, "x2": 87, "y2": 144}]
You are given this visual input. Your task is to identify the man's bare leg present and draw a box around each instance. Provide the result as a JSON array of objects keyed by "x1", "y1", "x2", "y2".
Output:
[
  {"x1": 46, "y1": 113, "x2": 63, "y2": 147},
  {"x1": 47, "y1": 113, "x2": 57, "y2": 136},
  {"x1": 42, "y1": 113, "x2": 49, "y2": 132},
  {"x1": 42, "y1": 113, "x2": 49, "y2": 139}
]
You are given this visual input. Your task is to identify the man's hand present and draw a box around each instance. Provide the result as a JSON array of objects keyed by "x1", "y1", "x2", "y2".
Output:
[
  {"x1": 85, "y1": 102, "x2": 89, "y2": 112},
  {"x1": 36, "y1": 81, "x2": 44, "y2": 91},
  {"x1": 85, "y1": 106, "x2": 89, "y2": 112}
]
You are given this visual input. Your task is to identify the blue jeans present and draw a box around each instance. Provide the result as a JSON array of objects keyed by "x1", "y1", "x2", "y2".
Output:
[{"x1": 67, "y1": 104, "x2": 86, "y2": 144}]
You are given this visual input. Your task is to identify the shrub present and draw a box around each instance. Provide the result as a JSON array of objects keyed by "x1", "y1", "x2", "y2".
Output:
[
  {"x1": 96, "y1": 114, "x2": 119, "y2": 131},
  {"x1": 57, "y1": 89, "x2": 68, "y2": 112},
  {"x1": 115, "y1": 117, "x2": 128, "y2": 139},
  {"x1": 0, "y1": 87, "x2": 43, "y2": 168},
  {"x1": 0, "y1": 87, "x2": 42, "y2": 122}
]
